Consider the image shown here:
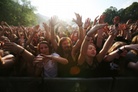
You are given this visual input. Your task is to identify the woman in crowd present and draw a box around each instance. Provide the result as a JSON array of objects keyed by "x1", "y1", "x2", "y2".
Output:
[
  {"x1": 104, "y1": 40, "x2": 138, "y2": 76},
  {"x1": 34, "y1": 41, "x2": 68, "y2": 77},
  {"x1": 77, "y1": 22, "x2": 116, "y2": 77}
]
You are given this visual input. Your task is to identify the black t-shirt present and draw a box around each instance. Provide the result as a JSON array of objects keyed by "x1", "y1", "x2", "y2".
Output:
[
  {"x1": 77, "y1": 57, "x2": 101, "y2": 78},
  {"x1": 57, "y1": 54, "x2": 77, "y2": 77}
]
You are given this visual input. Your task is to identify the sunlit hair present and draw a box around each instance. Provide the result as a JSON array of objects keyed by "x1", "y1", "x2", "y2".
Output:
[
  {"x1": 89, "y1": 42, "x2": 96, "y2": 47},
  {"x1": 58, "y1": 37, "x2": 72, "y2": 48},
  {"x1": 37, "y1": 41, "x2": 52, "y2": 54},
  {"x1": 57, "y1": 37, "x2": 72, "y2": 56},
  {"x1": 131, "y1": 35, "x2": 138, "y2": 55},
  {"x1": 108, "y1": 41, "x2": 127, "y2": 54},
  {"x1": 131, "y1": 35, "x2": 138, "y2": 44}
]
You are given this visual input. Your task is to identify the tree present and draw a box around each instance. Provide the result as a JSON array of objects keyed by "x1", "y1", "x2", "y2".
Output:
[
  {"x1": 0, "y1": 0, "x2": 37, "y2": 26},
  {"x1": 103, "y1": 2, "x2": 138, "y2": 24},
  {"x1": 124, "y1": 2, "x2": 138, "y2": 21},
  {"x1": 103, "y1": 6, "x2": 118, "y2": 24}
]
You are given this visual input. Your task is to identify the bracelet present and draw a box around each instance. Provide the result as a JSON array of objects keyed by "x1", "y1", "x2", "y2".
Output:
[
  {"x1": 117, "y1": 48, "x2": 123, "y2": 55},
  {"x1": 124, "y1": 46, "x2": 126, "y2": 50}
]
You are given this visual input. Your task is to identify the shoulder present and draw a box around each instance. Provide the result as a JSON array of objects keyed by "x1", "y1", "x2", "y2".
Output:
[{"x1": 52, "y1": 52, "x2": 60, "y2": 57}]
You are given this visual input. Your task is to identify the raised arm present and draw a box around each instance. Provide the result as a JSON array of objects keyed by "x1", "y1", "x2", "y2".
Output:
[
  {"x1": 97, "y1": 25, "x2": 117, "y2": 62},
  {"x1": 3, "y1": 42, "x2": 35, "y2": 76},
  {"x1": 49, "y1": 16, "x2": 58, "y2": 51},
  {"x1": 25, "y1": 25, "x2": 40, "y2": 48},
  {"x1": 96, "y1": 14, "x2": 107, "y2": 49},
  {"x1": 105, "y1": 44, "x2": 138, "y2": 62},
  {"x1": 71, "y1": 13, "x2": 83, "y2": 61},
  {"x1": 83, "y1": 18, "x2": 91, "y2": 38},
  {"x1": 92, "y1": 15, "x2": 99, "y2": 26},
  {"x1": 43, "y1": 22, "x2": 51, "y2": 42},
  {"x1": 78, "y1": 23, "x2": 107, "y2": 65},
  {"x1": 21, "y1": 26, "x2": 29, "y2": 40},
  {"x1": 41, "y1": 54, "x2": 68, "y2": 65}
]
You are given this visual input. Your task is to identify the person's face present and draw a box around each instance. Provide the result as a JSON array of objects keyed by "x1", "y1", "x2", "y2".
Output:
[
  {"x1": 39, "y1": 43, "x2": 49, "y2": 55},
  {"x1": 87, "y1": 44, "x2": 97, "y2": 57},
  {"x1": 61, "y1": 39, "x2": 71, "y2": 53}
]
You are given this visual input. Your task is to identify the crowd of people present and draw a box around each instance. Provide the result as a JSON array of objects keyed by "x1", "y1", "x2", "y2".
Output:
[{"x1": 0, "y1": 13, "x2": 138, "y2": 78}]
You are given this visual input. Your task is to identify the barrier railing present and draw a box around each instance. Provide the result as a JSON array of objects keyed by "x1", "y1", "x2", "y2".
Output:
[{"x1": 0, "y1": 77, "x2": 137, "y2": 92}]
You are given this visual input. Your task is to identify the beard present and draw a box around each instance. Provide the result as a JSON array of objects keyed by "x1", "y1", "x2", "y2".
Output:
[{"x1": 63, "y1": 46, "x2": 71, "y2": 53}]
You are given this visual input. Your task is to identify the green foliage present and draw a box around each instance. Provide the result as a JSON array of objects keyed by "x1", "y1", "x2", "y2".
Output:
[
  {"x1": 103, "y1": 6, "x2": 118, "y2": 24},
  {"x1": 0, "y1": 0, "x2": 37, "y2": 26},
  {"x1": 124, "y1": 2, "x2": 138, "y2": 21},
  {"x1": 103, "y1": 2, "x2": 138, "y2": 24}
]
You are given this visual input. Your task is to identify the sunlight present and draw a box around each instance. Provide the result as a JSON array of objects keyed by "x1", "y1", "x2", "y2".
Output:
[
  {"x1": 31, "y1": 0, "x2": 102, "y2": 21},
  {"x1": 30, "y1": 0, "x2": 137, "y2": 22},
  {"x1": 31, "y1": 0, "x2": 76, "y2": 20}
]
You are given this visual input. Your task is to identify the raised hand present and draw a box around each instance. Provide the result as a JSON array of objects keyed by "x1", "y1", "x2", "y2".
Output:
[
  {"x1": 72, "y1": 13, "x2": 83, "y2": 27},
  {"x1": 93, "y1": 15, "x2": 99, "y2": 26},
  {"x1": 3, "y1": 42, "x2": 24, "y2": 55},
  {"x1": 49, "y1": 16, "x2": 58, "y2": 27},
  {"x1": 33, "y1": 25, "x2": 40, "y2": 33},
  {"x1": 99, "y1": 14, "x2": 106, "y2": 23},
  {"x1": 84, "y1": 18, "x2": 91, "y2": 29},
  {"x1": 109, "y1": 25, "x2": 118, "y2": 36}
]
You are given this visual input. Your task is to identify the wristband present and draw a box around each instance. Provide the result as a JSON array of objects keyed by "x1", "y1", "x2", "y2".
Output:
[{"x1": 117, "y1": 48, "x2": 123, "y2": 55}]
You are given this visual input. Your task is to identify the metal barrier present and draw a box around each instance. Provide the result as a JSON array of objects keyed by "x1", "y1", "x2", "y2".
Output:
[{"x1": 0, "y1": 77, "x2": 137, "y2": 92}]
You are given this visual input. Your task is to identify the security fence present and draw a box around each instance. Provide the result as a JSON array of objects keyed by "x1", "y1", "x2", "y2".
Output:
[{"x1": 0, "y1": 77, "x2": 138, "y2": 92}]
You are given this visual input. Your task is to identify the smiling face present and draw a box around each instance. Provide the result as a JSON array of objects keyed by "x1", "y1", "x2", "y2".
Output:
[
  {"x1": 39, "y1": 43, "x2": 49, "y2": 55},
  {"x1": 38, "y1": 42, "x2": 50, "y2": 55},
  {"x1": 87, "y1": 44, "x2": 97, "y2": 57},
  {"x1": 61, "y1": 39, "x2": 72, "y2": 53}
]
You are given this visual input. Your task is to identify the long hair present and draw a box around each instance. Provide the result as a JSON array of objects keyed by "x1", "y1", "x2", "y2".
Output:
[
  {"x1": 132, "y1": 35, "x2": 138, "y2": 44},
  {"x1": 57, "y1": 37, "x2": 72, "y2": 56},
  {"x1": 108, "y1": 41, "x2": 127, "y2": 54},
  {"x1": 37, "y1": 41, "x2": 52, "y2": 54}
]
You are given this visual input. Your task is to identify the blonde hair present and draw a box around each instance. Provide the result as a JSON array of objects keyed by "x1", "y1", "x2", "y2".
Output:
[
  {"x1": 108, "y1": 41, "x2": 127, "y2": 54},
  {"x1": 131, "y1": 35, "x2": 138, "y2": 44}
]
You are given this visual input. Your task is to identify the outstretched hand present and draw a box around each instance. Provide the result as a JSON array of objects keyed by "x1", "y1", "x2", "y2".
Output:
[
  {"x1": 72, "y1": 13, "x2": 83, "y2": 27},
  {"x1": 49, "y1": 16, "x2": 58, "y2": 27},
  {"x1": 3, "y1": 42, "x2": 24, "y2": 55},
  {"x1": 84, "y1": 18, "x2": 91, "y2": 29}
]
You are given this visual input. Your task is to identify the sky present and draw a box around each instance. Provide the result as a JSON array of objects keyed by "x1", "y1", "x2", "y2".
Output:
[{"x1": 30, "y1": 0, "x2": 138, "y2": 22}]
